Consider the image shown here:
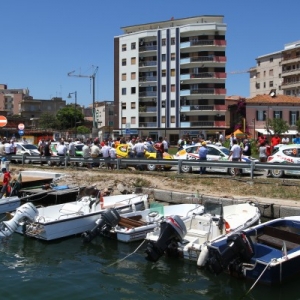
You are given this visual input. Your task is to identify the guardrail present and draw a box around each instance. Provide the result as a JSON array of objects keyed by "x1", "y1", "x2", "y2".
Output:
[{"x1": 3, "y1": 154, "x2": 300, "y2": 179}]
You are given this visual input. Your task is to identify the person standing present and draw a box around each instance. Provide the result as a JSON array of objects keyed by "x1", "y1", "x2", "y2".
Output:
[
  {"x1": 162, "y1": 137, "x2": 169, "y2": 153},
  {"x1": 281, "y1": 134, "x2": 289, "y2": 145},
  {"x1": 100, "y1": 141, "x2": 111, "y2": 169},
  {"x1": 219, "y1": 132, "x2": 224, "y2": 145},
  {"x1": 154, "y1": 136, "x2": 164, "y2": 171},
  {"x1": 198, "y1": 141, "x2": 208, "y2": 175},
  {"x1": 0, "y1": 168, "x2": 11, "y2": 198},
  {"x1": 133, "y1": 138, "x2": 146, "y2": 171},
  {"x1": 108, "y1": 143, "x2": 117, "y2": 170},
  {"x1": 56, "y1": 141, "x2": 67, "y2": 166},
  {"x1": 242, "y1": 139, "x2": 251, "y2": 156},
  {"x1": 228, "y1": 139, "x2": 242, "y2": 176}
]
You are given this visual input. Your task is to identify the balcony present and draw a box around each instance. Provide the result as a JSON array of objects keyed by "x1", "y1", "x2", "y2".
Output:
[
  {"x1": 139, "y1": 106, "x2": 157, "y2": 113},
  {"x1": 180, "y1": 120, "x2": 226, "y2": 127},
  {"x1": 139, "y1": 60, "x2": 157, "y2": 68},
  {"x1": 180, "y1": 39, "x2": 226, "y2": 51},
  {"x1": 180, "y1": 104, "x2": 226, "y2": 113},
  {"x1": 139, "y1": 45, "x2": 157, "y2": 53},
  {"x1": 180, "y1": 56, "x2": 226, "y2": 67},
  {"x1": 139, "y1": 91, "x2": 157, "y2": 98},
  {"x1": 139, "y1": 122, "x2": 157, "y2": 127},
  {"x1": 139, "y1": 76, "x2": 157, "y2": 82},
  {"x1": 180, "y1": 72, "x2": 226, "y2": 83},
  {"x1": 180, "y1": 88, "x2": 226, "y2": 97},
  {"x1": 281, "y1": 79, "x2": 300, "y2": 89}
]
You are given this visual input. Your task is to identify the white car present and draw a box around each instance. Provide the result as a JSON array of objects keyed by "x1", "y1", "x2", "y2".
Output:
[
  {"x1": 15, "y1": 143, "x2": 41, "y2": 164},
  {"x1": 267, "y1": 144, "x2": 300, "y2": 178},
  {"x1": 174, "y1": 144, "x2": 258, "y2": 175}
]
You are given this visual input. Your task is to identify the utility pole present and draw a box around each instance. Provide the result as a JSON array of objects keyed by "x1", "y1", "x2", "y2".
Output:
[{"x1": 68, "y1": 66, "x2": 99, "y2": 136}]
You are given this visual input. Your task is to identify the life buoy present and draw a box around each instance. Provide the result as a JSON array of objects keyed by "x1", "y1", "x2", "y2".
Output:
[{"x1": 225, "y1": 221, "x2": 230, "y2": 234}]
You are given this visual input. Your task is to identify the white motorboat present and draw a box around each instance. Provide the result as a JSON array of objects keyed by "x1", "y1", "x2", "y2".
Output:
[
  {"x1": 0, "y1": 196, "x2": 21, "y2": 214},
  {"x1": 0, "y1": 193, "x2": 149, "y2": 241},
  {"x1": 81, "y1": 203, "x2": 205, "y2": 243},
  {"x1": 144, "y1": 201, "x2": 261, "y2": 263}
]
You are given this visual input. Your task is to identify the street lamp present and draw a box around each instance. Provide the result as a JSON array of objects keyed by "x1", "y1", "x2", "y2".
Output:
[{"x1": 68, "y1": 91, "x2": 77, "y2": 137}]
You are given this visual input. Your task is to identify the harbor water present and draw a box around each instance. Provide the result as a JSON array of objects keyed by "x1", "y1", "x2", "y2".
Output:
[{"x1": 1, "y1": 232, "x2": 300, "y2": 300}]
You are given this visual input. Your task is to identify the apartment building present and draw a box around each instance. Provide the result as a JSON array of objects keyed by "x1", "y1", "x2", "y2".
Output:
[
  {"x1": 250, "y1": 40, "x2": 300, "y2": 98},
  {"x1": 114, "y1": 15, "x2": 228, "y2": 143}
]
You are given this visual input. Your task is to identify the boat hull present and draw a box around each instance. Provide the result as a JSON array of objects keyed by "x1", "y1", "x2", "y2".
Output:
[{"x1": 0, "y1": 196, "x2": 21, "y2": 214}]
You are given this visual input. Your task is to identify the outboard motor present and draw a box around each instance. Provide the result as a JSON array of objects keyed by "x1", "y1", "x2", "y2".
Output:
[
  {"x1": 0, "y1": 203, "x2": 38, "y2": 238},
  {"x1": 82, "y1": 208, "x2": 120, "y2": 243},
  {"x1": 206, "y1": 232, "x2": 254, "y2": 275},
  {"x1": 145, "y1": 215, "x2": 187, "y2": 262}
]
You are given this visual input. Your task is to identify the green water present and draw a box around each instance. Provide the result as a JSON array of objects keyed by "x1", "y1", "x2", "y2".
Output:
[{"x1": 0, "y1": 233, "x2": 300, "y2": 300}]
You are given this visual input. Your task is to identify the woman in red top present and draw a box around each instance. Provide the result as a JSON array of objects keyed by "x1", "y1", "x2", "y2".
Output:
[{"x1": 0, "y1": 168, "x2": 11, "y2": 198}]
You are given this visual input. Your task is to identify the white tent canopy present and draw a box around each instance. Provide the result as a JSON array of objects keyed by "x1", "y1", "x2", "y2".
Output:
[{"x1": 255, "y1": 129, "x2": 298, "y2": 135}]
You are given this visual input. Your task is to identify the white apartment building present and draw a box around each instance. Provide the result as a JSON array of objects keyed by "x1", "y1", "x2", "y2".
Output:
[
  {"x1": 250, "y1": 40, "x2": 300, "y2": 98},
  {"x1": 113, "y1": 15, "x2": 227, "y2": 144}
]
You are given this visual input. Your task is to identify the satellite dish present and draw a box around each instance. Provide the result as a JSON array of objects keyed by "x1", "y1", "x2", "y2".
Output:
[{"x1": 270, "y1": 92, "x2": 275, "y2": 97}]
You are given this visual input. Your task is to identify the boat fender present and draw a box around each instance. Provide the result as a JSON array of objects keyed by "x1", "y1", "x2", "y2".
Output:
[
  {"x1": 225, "y1": 221, "x2": 230, "y2": 234},
  {"x1": 197, "y1": 244, "x2": 209, "y2": 267}
]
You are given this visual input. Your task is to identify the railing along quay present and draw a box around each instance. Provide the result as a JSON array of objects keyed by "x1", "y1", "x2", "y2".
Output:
[{"x1": 4, "y1": 154, "x2": 300, "y2": 179}]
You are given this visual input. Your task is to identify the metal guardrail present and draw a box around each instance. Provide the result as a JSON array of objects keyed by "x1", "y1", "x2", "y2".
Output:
[{"x1": 3, "y1": 154, "x2": 300, "y2": 179}]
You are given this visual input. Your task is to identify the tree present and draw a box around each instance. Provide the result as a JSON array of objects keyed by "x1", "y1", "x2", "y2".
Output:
[
  {"x1": 56, "y1": 105, "x2": 84, "y2": 130},
  {"x1": 39, "y1": 113, "x2": 60, "y2": 130},
  {"x1": 266, "y1": 118, "x2": 289, "y2": 135},
  {"x1": 77, "y1": 125, "x2": 91, "y2": 134},
  {"x1": 295, "y1": 119, "x2": 300, "y2": 132}
]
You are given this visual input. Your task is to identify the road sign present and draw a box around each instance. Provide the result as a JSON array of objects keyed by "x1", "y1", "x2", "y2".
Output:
[
  {"x1": 0, "y1": 115, "x2": 7, "y2": 127},
  {"x1": 18, "y1": 123, "x2": 25, "y2": 130},
  {"x1": 18, "y1": 130, "x2": 24, "y2": 136}
]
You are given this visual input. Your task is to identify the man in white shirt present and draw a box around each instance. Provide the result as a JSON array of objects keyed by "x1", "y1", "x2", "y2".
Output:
[
  {"x1": 281, "y1": 134, "x2": 289, "y2": 145},
  {"x1": 101, "y1": 141, "x2": 111, "y2": 169},
  {"x1": 228, "y1": 139, "x2": 241, "y2": 176},
  {"x1": 162, "y1": 137, "x2": 169, "y2": 153},
  {"x1": 133, "y1": 139, "x2": 145, "y2": 171}
]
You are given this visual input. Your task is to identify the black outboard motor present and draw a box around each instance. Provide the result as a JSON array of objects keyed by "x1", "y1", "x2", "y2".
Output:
[
  {"x1": 207, "y1": 232, "x2": 254, "y2": 275},
  {"x1": 145, "y1": 215, "x2": 187, "y2": 262},
  {"x1": 82, "y1": 208, "x2": 121, "y2": 243}
]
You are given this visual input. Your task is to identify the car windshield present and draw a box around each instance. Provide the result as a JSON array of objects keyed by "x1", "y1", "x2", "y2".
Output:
[
  {"x1": 218, "y1": 147, "x2": 230, "y2": 156},
  {"x1": 75, "y1": 145, "x2": 83, "y2": 151},
  {"x1": 23, "y1": 144, "x2": 39, "y2": 150}
]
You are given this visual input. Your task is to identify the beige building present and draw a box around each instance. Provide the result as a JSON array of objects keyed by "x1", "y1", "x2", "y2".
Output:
[{"x1": 250, "y1": 40, "x2": 300, "y2": 98}]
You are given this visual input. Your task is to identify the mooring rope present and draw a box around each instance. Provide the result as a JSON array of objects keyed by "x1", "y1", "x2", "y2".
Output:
[{"x1": 104, "y1": 239, "x2": 146, "y2": 269}]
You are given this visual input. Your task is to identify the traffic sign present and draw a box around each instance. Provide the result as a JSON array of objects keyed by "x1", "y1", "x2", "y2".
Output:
[
  {"x1": 18, "y1": 130, "x2": 24, "y2": 136},
  {"x1": 18, "y1": 123, "x2": 25, "y2": 130},
  {"x1": 0, "y1": 115, "x2": 7, "y2": 127}
]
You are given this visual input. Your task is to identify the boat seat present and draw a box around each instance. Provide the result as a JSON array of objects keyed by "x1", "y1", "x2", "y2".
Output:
[
  {"x1": 118, "y1": 216, "x2": 146, "y2": 228},
  {"x1": 187, "y1": 229, "x2": 208, "y2": 238},
  {"x1": 257, "y1": 226, "x2": 300, "y2": 250}
]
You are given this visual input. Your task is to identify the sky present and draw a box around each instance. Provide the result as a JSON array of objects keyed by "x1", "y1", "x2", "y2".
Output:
[{"x1": 1, "y1": 0, "x2": 300, "y2": 107}]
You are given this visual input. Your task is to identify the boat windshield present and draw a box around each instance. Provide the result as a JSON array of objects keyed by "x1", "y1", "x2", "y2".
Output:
[{"x1": 204, "y1": 201, "x2": 222, "y2": 216}]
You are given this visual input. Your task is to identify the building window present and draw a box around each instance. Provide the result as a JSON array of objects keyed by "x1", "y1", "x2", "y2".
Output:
[
  {"x1": 171, "y1": 38, "x2": 175, "y2": 45},
  {"x1": 263, "y1": 71, "x2": 266, "y2": 77},
  {"x1": 122, "y1": 59, "x2": 127, "y2": 66},
  {"x1": 162, "y1": 85, "x2": 166, "y2": 92},
  {"x1": 131, "y1": 116, "x2": 136, "y2": 124},
  {"x1": 270, "y1": 57, "x2": 273, "y2": 62},
  {"x1": 131, "y1": 102, "x2": 136, "y2": 109},
  {"x1": 171, "y1": 53, "x2": 175, "y2": 61},
  {"x1": 131, "y1": 57, "x2": 136, "y2": 65},
  {"x1": 122, "y1": 73, "x2": 126, "y2": 81},
  {"x1": 269, "y1": 81, "x2": 273, "y2": 87},
  {"x1": 131, "y1": 72, "x2": 136, "y2": 80},
  {"x1": 171, "y1": 100, "x2": 175, "y2": 107},
  {"x1": 269, "y1": 69, "x2": 274, "y2": 76},
  {"x1": 171, "y1": 84, "x2": 175, "y2": 92},
  {"x1": 162, "y1": 39, "x2": 166, "y2": 46},
  {"x1": 171, "y1": 69, "x2": 175, "y2": 77},
  {"x1": 171, "y1": 115, "x2": 175, "y2": 123},
  {"x1": 122, "y1": 117, "x2": 126, "y2": 125},
  {"x1": 256, "y1": 72, "x2": 260, "y2": 78},
  {"x1": 263, "y1": 82, "x2": 266, "y2": 88},
  {"x1": 122, "y1": 44, "x2": 127, "y2": 51},
  {"x1": 131, "y1": 42, "x2": 136, "y2": 50},
  {"x1": 162, "y1": 69, "x2": 166, "y2": 77},
  {"x1": 162, "y1": 100, "x2": 165, "y2": 108},
  {"x1": 121, "y1": 102, "x2": 126, "y2": 109},
  {"x1": 274, "y1": 110, "x2": 282, "y2": 119},
  {"x1": 131, "y1": 87, "x2": 136, "y2": 94},
  {"x1": 257, "y1": 110, "x2": 266, "y2": 121},
  {"x1": 122, "y1": 88, "x2": 126, "y2": 95},
  {"x1": 162, "y1": 54, "x2": 166, "y2": 61}
]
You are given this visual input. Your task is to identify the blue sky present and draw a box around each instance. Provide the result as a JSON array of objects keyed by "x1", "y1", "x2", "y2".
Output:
[{"x1": 1, "y1": 0, "x2": 299, "y2": 106}]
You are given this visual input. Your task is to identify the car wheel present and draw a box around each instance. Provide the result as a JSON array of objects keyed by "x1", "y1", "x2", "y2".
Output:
[
  {"x1": 77, "y1": 161, "x2": 84, "y2": 167},
  {"x1": 271, "y1": 169, "x2": 284, "y2": 178},
  {"x1": 181, "y1": 165, "x2": 192, "y2": 173},
  {"x1": 228, "y1": 168, "x2": 235, "y2": 176},
  {"x1": 147, "y1": 162, "x2": 157, "y2": 171}
]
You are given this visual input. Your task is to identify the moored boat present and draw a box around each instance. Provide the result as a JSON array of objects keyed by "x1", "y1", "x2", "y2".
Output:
[
  {"x1": 0, "y1": 193, "x2": 149, "y2": 241},
  {"x1": 81, "y1": 203, "x2": 205, "y2": 243},
  {"x1": 144, "y1": 201, "x2": 261, "y2": 263},
  {"x1": 204, "y1": 216, "x2": 300, "y2": 285}
]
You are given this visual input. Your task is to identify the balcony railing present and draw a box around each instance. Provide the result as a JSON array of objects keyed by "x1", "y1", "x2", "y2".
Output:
[
  {"x1": 139, "y1": 61, "x2": 157, "y2": 67},
  {"x1": 180, "y1": 39, "x2": 226, "y2": 48},
  {"x1": 139, "y1": 45, "x2": 157, "y2": 52},
  {"x1": 180, "y1": 56, "x2": 226, "y2": 64},
  {"x1": 139, "y1": 91, "x2": 157, "y2": 97},
  {"x1": 139, "y1": 122, "x2": 157, "y2": 127},
  {"x1": 180, "y1": 72, "x2": 226, "y2": 80},
  {"x1": 282, "y1": 79, "x2": 300, "y2": 86},
  {"x1": 139, "y1": 106, "x2": 157, "y2": 113},
  {"x1": 139, "y1": 76, "x2": 157, "y2": 82}
]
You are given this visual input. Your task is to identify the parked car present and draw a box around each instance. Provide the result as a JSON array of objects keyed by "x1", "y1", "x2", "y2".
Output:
[
  {"x1": 15, "y1": 143, "x2": 41, "y2": 164},
  {"x1": 267, "y1": 144, "x2": 300, "y2": 178},
  {"x1": 116, "y1": 144, "x2": 173, "y2": 171},
  {"x1": 174, "y1": 143, "x2": 258, "y2": 175}
]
